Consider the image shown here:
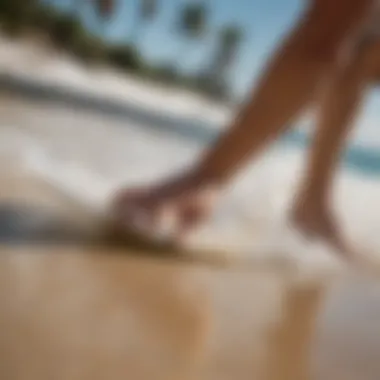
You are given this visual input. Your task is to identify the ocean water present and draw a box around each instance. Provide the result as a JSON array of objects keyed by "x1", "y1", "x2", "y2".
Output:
[{"x1": 283, "y1": 130, "x2": 380, "y2": 177}]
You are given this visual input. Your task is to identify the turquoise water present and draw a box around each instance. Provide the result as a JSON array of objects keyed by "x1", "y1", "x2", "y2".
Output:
[
  {"x1": 186, "y1": 125, "x2": 380, "y2": 178},
  {"x1": 282, "y1": 130, "x2": 380, "y2": 177}
]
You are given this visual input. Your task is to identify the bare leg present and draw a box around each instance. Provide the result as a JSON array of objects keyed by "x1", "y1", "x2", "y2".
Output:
[
  {"x1": 264, "y1": 283, "x2": 326, "y2": 380},
  {"x1": 292, "y1": 39, "x2": 380, "y2": 254},
  {"x1": 195, "y1": 1, "x2": 372, "y2": 182},
  {"x1": 112, "y1": 0, "x2": 373, "y2": 240}
]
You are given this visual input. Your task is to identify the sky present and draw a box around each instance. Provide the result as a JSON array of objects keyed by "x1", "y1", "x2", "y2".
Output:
[
  {"x1": 52, "y1": 0, "x2": 380, "y2": 148},
  {"x1": 54, "y1": 0, "x2": 304, "y2": 95}
]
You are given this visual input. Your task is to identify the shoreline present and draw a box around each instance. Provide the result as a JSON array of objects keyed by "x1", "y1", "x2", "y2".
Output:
[
  {"x1": 0, "y1": 35, "x2": 233, "y2": 128},
  {"x1": 3, "y1": 72, "x2": 380, "y2": 179},
  {"x1": 0, "y1": 73, "x2": 219, "y2": 144}
]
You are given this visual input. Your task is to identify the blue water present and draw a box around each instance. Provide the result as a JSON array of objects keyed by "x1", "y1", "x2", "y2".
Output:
[
  {"x1": 282, "y1": 130, "x2": 380, "y2": 177},
  {"x1": 186, "y1": 123, "x2": 380, "y2": 178},
  {"x1": 182, "y1": 124, "x2": 380, "y2": 178}
]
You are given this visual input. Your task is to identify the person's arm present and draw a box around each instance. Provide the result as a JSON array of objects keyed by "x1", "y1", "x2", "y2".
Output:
[{"x1": 191, "y1": 0, "x2": 373, "y2": 185}]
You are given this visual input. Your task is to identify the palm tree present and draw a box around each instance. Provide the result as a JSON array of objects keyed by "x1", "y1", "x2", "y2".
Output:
[
  {"x1": 205, "y1": 24, "x2": 243, "y2": 93},
  {"x1": 216, "y1": 25, "x2": 243, "y2": 77},
  {"x1": 94, "y1": 0, "x2": 117, "y2": 22},
  {"x1": 175, "y1": 1, "x2": 208, "y2": 68},
  {"x1": 0, "y1": 0, "x2": 40, "y2": 33},
  {"x1": 129, "y1": 0, "x2": 159, "y2": 47}
]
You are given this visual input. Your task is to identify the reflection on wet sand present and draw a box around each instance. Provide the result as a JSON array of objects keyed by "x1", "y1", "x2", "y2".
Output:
[
  {"x1": 0, "y1": 177, "x2": 379, "y2": 380},
  {"x1": 263, "y1": 284, "x2": 324, "y2": 380},
  {"x1": 0, "y1": 250, "x2": 213, "y2": 380},
  {"x1": 0, "y1": 249, "x2": 327, "y2": 380}
]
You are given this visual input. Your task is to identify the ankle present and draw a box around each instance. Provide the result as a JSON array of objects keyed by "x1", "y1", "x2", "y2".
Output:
[
  {"x1": 292, "y1": 192, "x2": 330, "y2": 214},
  {"x1": 296, "y1": 183, "x2": 331, "y2": 206}
]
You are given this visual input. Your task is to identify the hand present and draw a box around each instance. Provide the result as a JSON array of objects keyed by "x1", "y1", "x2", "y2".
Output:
[{"x1": 110, "y1": 172, "x2": 221, "y2": 244}]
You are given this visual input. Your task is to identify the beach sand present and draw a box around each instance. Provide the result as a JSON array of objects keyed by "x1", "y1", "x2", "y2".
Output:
[
  {"x1": 2, "y1": 85, "x2": 380, "y2": 379},
  {"x1": 0, "y1": 168, "x2": 380, "y2": 380}
]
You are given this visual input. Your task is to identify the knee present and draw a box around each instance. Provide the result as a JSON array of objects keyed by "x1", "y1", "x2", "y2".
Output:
[{"x1": 299, "y1": 0, "x2": 373, "y2": 63}]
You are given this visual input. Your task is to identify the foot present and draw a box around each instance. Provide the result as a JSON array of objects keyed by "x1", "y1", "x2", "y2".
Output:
[
  {"x1": 290, "y1": 199, "x2": 350, "y2": 257},
  {"x1": 109, "y1": 172, "x2": 221, "y2": 244}
]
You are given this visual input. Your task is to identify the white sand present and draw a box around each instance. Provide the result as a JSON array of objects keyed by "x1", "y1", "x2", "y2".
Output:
[{"x1": 0, "y1": 35, "x2": 233, "y2": 128}]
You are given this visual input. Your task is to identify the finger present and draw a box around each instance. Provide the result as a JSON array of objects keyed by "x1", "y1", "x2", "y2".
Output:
[
  {"x1": 111, "y1": 187, "x2": 150, "y2": 209},
  {"x1": 172, "y1": 201, "x2": 207, "y2": 244},
  {"x1": 153, "y1": 204, "x2": 180, "y2": 241},
  {"x1": 111, "y1": 198, "x2": 159, "y2": 239}
]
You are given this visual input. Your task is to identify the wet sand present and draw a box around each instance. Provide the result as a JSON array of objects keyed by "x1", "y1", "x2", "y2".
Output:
[{"x1": 0, "y1": 176, "x2": 379, "y2": 380}]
